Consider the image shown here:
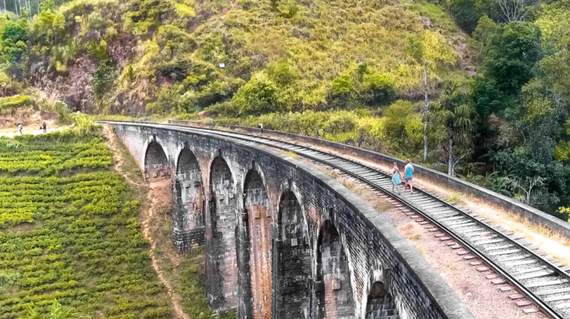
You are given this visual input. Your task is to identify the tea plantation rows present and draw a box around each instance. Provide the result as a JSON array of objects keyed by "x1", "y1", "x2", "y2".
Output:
[{"x1": 0, "y1": 131, "x2": 172, "y2": 318}]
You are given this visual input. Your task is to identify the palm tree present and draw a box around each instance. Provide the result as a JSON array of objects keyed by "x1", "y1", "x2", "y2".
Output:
[{"x1": 432, "y1": 82, "x2": 475, "y2": 177}]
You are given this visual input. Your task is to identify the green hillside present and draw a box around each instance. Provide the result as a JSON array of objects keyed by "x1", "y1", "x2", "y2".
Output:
[
  {"x1": 0, "y1": 0, "x2": 473, "y2": 115},
  {"x1": 0, "y1": 131, "x2": 171, "y2": 318},
  {"x1": 0, "y1": 0, "x2": 570, "y2": 218}
]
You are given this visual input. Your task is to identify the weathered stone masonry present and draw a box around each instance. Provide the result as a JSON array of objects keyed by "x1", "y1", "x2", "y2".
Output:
[
  {"x1": 110, "y1": 122, "x2": 474, "y2": 319},
  {"x1": 173, "y1": 146, "x2": 205, "y2": 250}
]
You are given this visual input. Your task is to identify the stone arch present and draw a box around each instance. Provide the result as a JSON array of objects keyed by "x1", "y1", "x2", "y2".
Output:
[
  {"x1": 364, "y1": 268, "x2": 396, "y2": 319},
  {"x1": 274, "y1": 190, "x2": 312, "y2": 319},
  {"x1": 206, "y1": 156, "x2": 238, "y2": 312},
  {"x1": 241, "y1": 168, "x2": 272, "y2": 319},
  {"x1": 316, "y1": 220, "x2": 355, "y2": 319},
  {"x1": 172, "y1": 147, "x2": 205, "y2": 251},
  {"x1": 144, "y1": 140, "x2": 170, "y2": 180}
]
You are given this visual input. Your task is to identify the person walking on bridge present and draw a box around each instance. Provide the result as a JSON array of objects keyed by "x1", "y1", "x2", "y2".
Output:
[
  {"x1": 391, "y1": 162, "x2": 403, "y2": 195},
  {"x1": 404, "y1": 159, "x2": 414, "y2": 193}
]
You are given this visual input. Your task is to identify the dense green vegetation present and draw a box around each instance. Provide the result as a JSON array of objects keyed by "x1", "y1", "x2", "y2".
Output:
[
  {"x1": 0, "y1": 0, "x2": 567, "y2": 219},
  {"x1": 0, "y1": 130, "x2": 172, "y2": 318},
  {"x1": 0, "y1": 0, "x2": 470, "y2": 114},
  {"x1": 0, "y1": 0, "x2": 568, "y2": 316}
]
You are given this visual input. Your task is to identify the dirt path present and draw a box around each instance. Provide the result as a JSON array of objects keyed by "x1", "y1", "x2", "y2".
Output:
[
  {"x1": 144, "y1": 181, "x2": 189, "y2": 319},
  {"x1": 102, "y1": 125, "x2": 144, "y2": 187},
  {"x1": 0, "y1": 111, "x2": 72, "y2": 138},
  {"x1": 103, "y1": 125, "x2": 190, "y2": 319}
]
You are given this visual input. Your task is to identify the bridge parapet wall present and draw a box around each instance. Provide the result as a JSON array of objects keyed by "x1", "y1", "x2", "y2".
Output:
[{"x1": 110, "y1": 122, "x2": 473, "y2": 319}]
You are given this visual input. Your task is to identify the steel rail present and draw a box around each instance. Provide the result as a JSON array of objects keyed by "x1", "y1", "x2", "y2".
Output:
[{"x1": 104, "y1": 121, "x2": 570, "y2": 318}]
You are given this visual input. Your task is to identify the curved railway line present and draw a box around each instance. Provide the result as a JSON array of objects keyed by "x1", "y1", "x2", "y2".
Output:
[{"x1": 109, "y1": 121, "x2": 570, "y2": 318}]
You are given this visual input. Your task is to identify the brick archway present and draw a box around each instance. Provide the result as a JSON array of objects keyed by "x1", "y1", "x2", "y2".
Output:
[
  {"x1": 144, "y1": 140, "x2": 169, "y2": 180},
  {"x1": 274, "y1": 190, "x2": 312, "y2": 319},
  {"x1": 316, "y1": 220, "x2": 355, "y2": 319},
  {"x1": 172, "y1": 147, "x2": 205, "y2": 251},
  {"x1": 241, "y1": 169, "x2": 272, "y2": 319},
  {"x1": 206, "y1": 156, "x2": 238, "y2": 312}
]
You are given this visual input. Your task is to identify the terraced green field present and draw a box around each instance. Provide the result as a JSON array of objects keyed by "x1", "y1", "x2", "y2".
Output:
[{"x1": 0, "y1": 131, "x2": 171, "y2": 318}]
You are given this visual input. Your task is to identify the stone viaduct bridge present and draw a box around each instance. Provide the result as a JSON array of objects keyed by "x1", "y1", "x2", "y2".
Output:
[{"x1": 109, "y1": 122, "x2": 473, "y2": 319}]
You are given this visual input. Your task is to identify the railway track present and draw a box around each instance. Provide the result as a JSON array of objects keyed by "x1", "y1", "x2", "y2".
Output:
[{"x1": 109, "y1": 121, "x2": 570, "y2": 318}]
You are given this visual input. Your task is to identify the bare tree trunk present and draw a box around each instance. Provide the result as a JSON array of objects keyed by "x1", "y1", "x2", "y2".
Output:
[
  {"x1": 423, "y1": 67, "x2": 429, "y2": 161},
  {"x1": 448, "y1": 137, "x2": 454, "y2": 176},
  {"x1": 3, "y1": 0, "x2": 6, "y2": 14},
  {"x1": 497, "y1": 0, "x2": 527, "y2": 22}
]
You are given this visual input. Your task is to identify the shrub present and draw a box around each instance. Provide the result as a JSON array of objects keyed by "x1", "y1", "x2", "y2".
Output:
[
  {"x1": 383, "y1": 100, "x2": 424, "y2": 149},
  {"x1": 91, "y1": 61, "x2": 116, "y2": 104},
  {"x1": 142, "y1": 307, "x2": 172, "y2": 318},
  {"x1": 0, "y1": 70, "x2": 22, "y2": 96},
  {"x1": 362, "y1": 73, "x2": 396, "y2": 106},
  {"x1": 266, "y1": 59, "x2": 297, "y2": 86},
  {"x1": 55, "y1": 101, "x2": 72, "y2": 124},
  {"x1": 331, "y1": 73, "x2": 355, "y2": 98},
  {"x1": 125, "y1": 0, "x2": 176, "y2": 34},
  {"x1": 0, "y1": 94, "x2": 32, "y2": 114},
  {"x1": 230, "y1": 73, "x2": 279, "y2": 116},
  {"x1": 71, "y1": 113, "x2": 98, "y2": 135}
]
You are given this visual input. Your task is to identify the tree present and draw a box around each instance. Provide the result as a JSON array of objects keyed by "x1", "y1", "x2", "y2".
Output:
[
  {"x1": 495, "y1": 0, "x2": 534, "y2": 22},
  {"x1": 405, "y1": 34, "x2": 429, "y2": 161},
  {"x1": 510, "y1": 175, "x2": 546, "y2": 205},
  {"x1": 472, "y1": 15, "x2": 500, "y2": 53},
  {"x1": 472, "y1": 21, "x2": 542, "y2": 134},
  {"x1": 491, "y1": 148, "x2": 567, "y2": 212},
  {"x1": 433, "y1": 82, "x2": 475, "y2": 177},
  {"x1": 1, "y1": 17, "x2": 27, "y2": 63},
  {"x1": 483, "y1": 22, "x2": 542, "y2": 98},
  {"x1": 450, "y1": 0, "x2": 481, "y2": 34},
  {"x1": 405, "y1": 31, "x2": 457, "y2": 161},
  {"x1": 383, "y1": 100, "x2": 424, "y2": 154},
  {"x1": 230, "y1": 72, "x2": 279, "y2": 116},
  {"x1": 91, "y1": 61, "x2": 116, "y2": 104}
]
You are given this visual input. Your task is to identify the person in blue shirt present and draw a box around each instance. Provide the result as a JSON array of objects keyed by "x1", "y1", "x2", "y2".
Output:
[
  {"x1": 404, "y1": 159, "x2": 414, "y2": 193},
  {"x1": 391, "y1": 162, "x2": 403, "y2": 194}
]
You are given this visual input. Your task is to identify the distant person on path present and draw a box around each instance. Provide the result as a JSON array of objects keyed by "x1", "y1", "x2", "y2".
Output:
[
  {"x1": 391, "y1": 162, "x2": 403, "y2": 194},
  {"x1": 404, "y1": 159, "x2": 414, "y2": 193},
  {"x1": 17, "y1": 123, "x2": 23, "y2": 135},
  {"x1": 42, "y1": 122, "x2": 47, "y2": 133}
]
